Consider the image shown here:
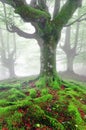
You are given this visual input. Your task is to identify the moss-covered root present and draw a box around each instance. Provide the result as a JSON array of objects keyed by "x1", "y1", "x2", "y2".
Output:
[
  {"x1": 35, "y1": 76, "x2": 61, "y2": 89},
  {"x1": 68, "y1": 102, "x2": 85, "y2": 130},
  {"x1": 27, "y1": 105, "x2": 64, "y2": 130},
  {"x1": 45, "y1": 115, "x2": 64, "y2": 130}
]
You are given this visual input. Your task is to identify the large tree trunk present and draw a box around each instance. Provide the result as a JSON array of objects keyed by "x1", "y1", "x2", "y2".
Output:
[
  {"x1": 39, "y1": 37, "x2": 60, "y2": 83},
  {"x1": 36, "y1": 39, "x2": 61, "y2": 87},
  {"x1": 40, "y1": 44, "x2": 56, "y2": 77}
]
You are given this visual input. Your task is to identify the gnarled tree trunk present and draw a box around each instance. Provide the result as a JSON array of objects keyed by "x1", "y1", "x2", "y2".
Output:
[{"x1": 40, "y1": 39, "x2": 57, "y2": 77}]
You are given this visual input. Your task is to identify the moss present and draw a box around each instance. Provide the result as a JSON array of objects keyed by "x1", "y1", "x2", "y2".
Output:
[
  {"x1": 35, "y1": 75, "x2": 61, "y2": 89},
  {"x1": 0, "y1": 83, "x2": 21, "y2": 90},
  {"x1": 68, "y1": 102, "x2": 83, "y2": 123},
  {"x1": 0, "y1": 77, "x2": 86, "y2": 129},
  {"x1": 0, "y1": 99, "x2": 15, "y2": 107},
  {"x1": 6, "y1": 111, "x2": 22, "y2": 129},
  {"x1": 0, "y1": 88, "x2": 26, "y2": 102},
  {"x1": 45, "y1": 115, "x2": 64, "y2": 130},
  {"x1": 54, "y1": 0, "x2": 79, "y2": 27},
  {"x1": 35, "y1": 76, "x2": 46, "y2": 88},
  {"x1": 26, "y1": 104, "x2": 64, "y2": 129},
  {"x1": 34, "y1": 94, "x2": 53, "y2": 103},
  {"x1": 41, "y1": 88, "x2": 48, "y2": 96},
  {"x1": 29, "y1": 88, "x2": 37, "y2": 98},
  {"x1": 15, "y1": 5, "x2": 50, "y2": 22}
]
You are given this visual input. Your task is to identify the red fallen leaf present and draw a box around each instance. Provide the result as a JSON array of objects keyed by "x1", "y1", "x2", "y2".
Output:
[
  {"x1": 46, "y1": 104, "x2": 52, "y2": 112},
  {"x1": 25, "y1": 123, "x2": 31, "y2": 128},
  {"x1": 61, "y1": 85, "x2": 65, "y2": 90},
  {"x1": 58, "y1": 113, "x2": 65, "y2": 123},
  {"x1": 78, "y1": 108, "x2": 85, "y2": 119},
  {"x1": 36, "y1": 90, "x2": 41, "y2": 97},
  {"x1": 25, "y1": 92, "x2": 30, "y2": 96},
  {"x1": 29, "y1": 82, "x2": 35, "y2": 87},
  {"x1": 42, "y1": 127, "x2": 53, "y2": 130},
  {"x1": 35, "y1": 128, "x2": 41, "y2": 130},
  {"x1": 58, "y1": 118, "x2": 64, "y2": 123},
  {"x1": 2, "y1": 128, "x2": 8, "y2": 130},
  {"x1": 18, "y1": 108, "x2": 23, "y2": 113}
]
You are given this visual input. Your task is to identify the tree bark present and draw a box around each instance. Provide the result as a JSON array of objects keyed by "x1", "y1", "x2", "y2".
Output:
[
  {"x1": 8, "y1": 61, "x2": 16, "y2": 78},
  {"x1": 40, "y1": 38, "x2": 57, "y2": 79},
  {"x1": 66, "y1": 55, "x2": 74, "y2": 73}
]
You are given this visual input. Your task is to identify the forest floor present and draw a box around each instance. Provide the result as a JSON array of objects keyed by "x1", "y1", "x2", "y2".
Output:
[{"x1": 0, "y1": 76, "x2": 86, "y2": 130}]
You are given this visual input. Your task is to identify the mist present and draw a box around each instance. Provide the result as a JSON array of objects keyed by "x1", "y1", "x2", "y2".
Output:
[{"x1": 0, "y1": 0, "x2": 86, "y2": 82}]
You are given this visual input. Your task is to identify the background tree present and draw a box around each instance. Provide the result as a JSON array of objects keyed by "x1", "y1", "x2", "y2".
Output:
[
  {"x1": 60, "y1": 23, "x2": 80, "y2": 74},
  {"x1": 0, "y1": 28, "x2": 16, "y2": 78},
  {"x1": 59, "y1": 4, "x2": 86, "y2": 75},
  {"x1": 0, "y1": 3, "x2": 17, "y2": 78}
]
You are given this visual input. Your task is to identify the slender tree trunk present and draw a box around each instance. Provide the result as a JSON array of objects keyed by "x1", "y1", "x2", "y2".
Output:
[
  {"x1": 67, "y1": 55, "x2": 74, "y2": 73},
  {"x1": 8, "y1": 61, "x2": 16, "y2": 78}
]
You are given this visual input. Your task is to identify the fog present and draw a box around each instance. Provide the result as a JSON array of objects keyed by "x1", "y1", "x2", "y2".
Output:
[
  {"x1": 0, "y1": 28, "x2": 86, "y2": 80},
  {"x1": 0, "y1": 0, "x2": 86, "y2": 82}
]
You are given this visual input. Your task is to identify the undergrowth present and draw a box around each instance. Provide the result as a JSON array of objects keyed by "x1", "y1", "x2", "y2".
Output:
[{"x1": 0, "y1": 77, "x2": 86, "y2": 130}]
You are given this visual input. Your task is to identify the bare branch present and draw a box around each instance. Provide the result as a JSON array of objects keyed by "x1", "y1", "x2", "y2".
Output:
[
  {"x1": 30, "y1": 0, "x2": 48, "y2": 12},
  {"x1": 65, "y1": 12, "x2": 86, "y2": 27},
  {"x1": 73, "y1": 21, "x2": 80, "y2": 51},
  {"x1": 2, "y1": 2, "x2": 40, "y2": 40},
  {"x1": 7, "y1": 24, "x2": 38, "y2": 39},
  {"x1": 53, "y1": 0, "x2": 60, "y2": 18}
]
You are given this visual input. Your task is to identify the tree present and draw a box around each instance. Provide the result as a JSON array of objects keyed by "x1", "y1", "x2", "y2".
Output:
[
  {"x1": 0, "y1": 3, "x2": 17, "y2": 78},
  {"x1": 59, "y1": 4, "x2": 86, "y2": 74},
  {"x1": 0, "y1": 0, "x2": 82, "y2": 85},
  {"x1": 0, "y1": 28, "x2": 16, "y2": 78},
  {"x1": 60, "y1": 23, "x2": 80, "y2": 73}
]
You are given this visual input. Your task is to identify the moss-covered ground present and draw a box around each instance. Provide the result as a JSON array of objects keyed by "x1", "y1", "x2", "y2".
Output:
[{"x1": 0, "y1": 77, "x2": 86, "y2": 130}]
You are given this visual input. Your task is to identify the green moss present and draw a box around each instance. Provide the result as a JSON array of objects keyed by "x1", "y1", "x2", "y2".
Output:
[
  {"x1": 0, "y1": 99, "x2": 15, "y2": 107},
  {"x1": 6, "y1": 111, "x2": 22, "y2": 129},
  {"x1": 41, "y1": 88, "x2": 48, "y2": 96},
  {"x1": 68, "y1": 102, "x2": 83, "y2": 123},
  {"x1": 54, "y1": 0, "x2": 79, "y2": 27},
  {"x1": 29, "y1": 88, "x2": 37, "y2": 98},
  {"x1": 0, "y1": 77, "x2": 86, "y2": 129},
  {"x1": 26, "y1": 104, "x2": 64, "y2": 129},
  {"x1": 50, "y1": 78, "x2": 60, "y2": 89},
  {"x1": 45, "y1": 115, "x2": 64, "y2": 130},
  {"x1": 34, "y1": 94, "x2": 53, "y2": 103},
  {"x1": 15, "y1": 5, "x2": 50, "y2": 22},
  {"x1": 0, "y1": 88, "x2": 26, "y2": 102},
  {"x1": 35, "y1": 77, "x2": 46, "y2": 88}
]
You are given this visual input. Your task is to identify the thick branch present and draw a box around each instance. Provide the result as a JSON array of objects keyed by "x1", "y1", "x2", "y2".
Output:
[
  {"x1": 53, "y1": 0, "x2": 82, "y2": 28},
  {"x1": 30, "y1": 0, "x2": 48, "y2": 12},
  {"x1": 6, "y1": 24, "x2": 37, "y2": 39},
  {"x1": 65, "y1": 12, "x2": 86, "y2": 27},
  {"x1": 5, "y1": 23, "x2": 43, "y2": 47},
  {"x1": 2, "y1": 2, "x2": 38, "y2": 40},
  {"x1": 0, "y1": 0, "x2": 50, "y2": 23}
]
